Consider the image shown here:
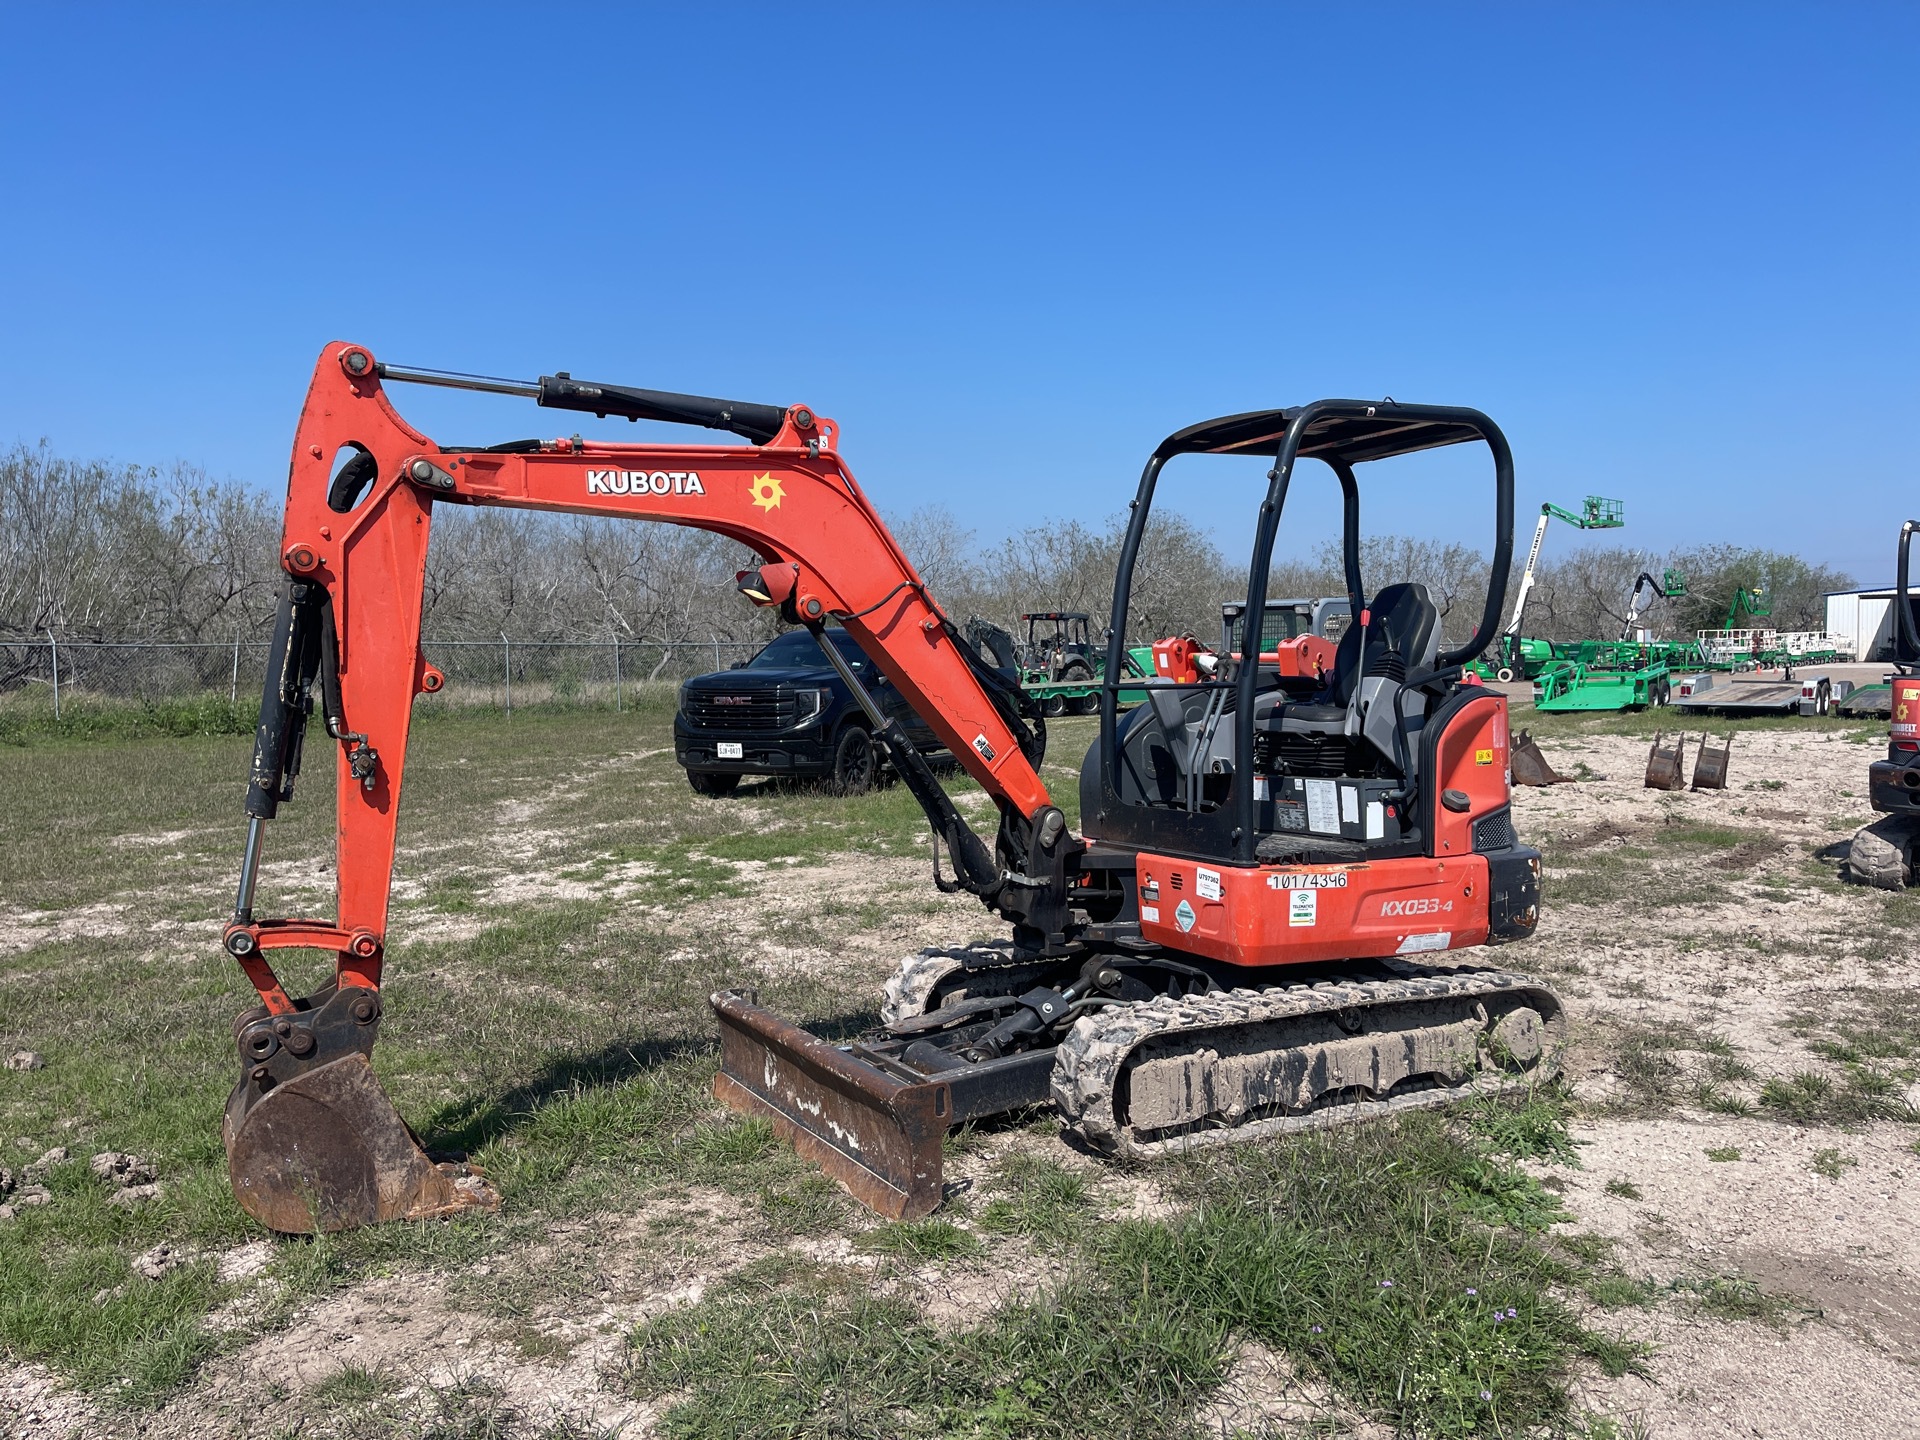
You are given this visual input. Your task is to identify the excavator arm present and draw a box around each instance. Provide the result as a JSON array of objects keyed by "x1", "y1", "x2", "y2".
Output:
[{"x1": 223, "y1": 343, "x2": 1082, "y2": 1231}]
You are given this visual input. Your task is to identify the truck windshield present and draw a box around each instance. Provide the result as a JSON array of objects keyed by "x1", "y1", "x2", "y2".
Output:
[{"x1": 745, "y1": 629, "x2": 865, "y2": 670}]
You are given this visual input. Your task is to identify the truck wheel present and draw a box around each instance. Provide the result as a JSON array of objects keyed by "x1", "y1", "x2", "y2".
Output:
[
  {"x1": 831, "y1": 724, "x2": 877, "y2": 795},
  {"x1": 687, "y1": 770, "x2": 740, "y2": 798},
  {"x1": 1848, "y1": 816, "x2": 1919, "y2": 889},
  {"x1": 1817, "y1": 681, "x2": 1831, "y2": 715},
  {"x1": 1496, "y1": 666, "x2": 1517, "y2": 684}
]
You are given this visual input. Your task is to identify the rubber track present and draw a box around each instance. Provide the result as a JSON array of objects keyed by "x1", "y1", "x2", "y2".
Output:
[
  {"x1": 1050, "y1": 964, "x2": 1565, "y2": 1158},
  {"x1": 880, "y1": 945, "x2": 1058, "y2": 1027}
]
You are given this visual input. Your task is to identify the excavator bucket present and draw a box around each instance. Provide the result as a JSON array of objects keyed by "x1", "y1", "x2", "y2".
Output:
[
  {"x1": 1692, "y1": 732, "x2": 1733, "y2": 790},
  {"x1": 224, "y1": 989, "x2": 499, "y2": 1234},
  {"x1": 711, "y1": 989, "x2": 950, "y2": 1219},
  {"x1": 1510, "y1": 730, "x2": 1569, "y2": 787},
  {"x1": 1644, "y1": 730, "x2": 1687, "y2": 790}
]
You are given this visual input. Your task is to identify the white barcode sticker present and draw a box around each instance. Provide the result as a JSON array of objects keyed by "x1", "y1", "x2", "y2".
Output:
[{"x1": 1195, "y1": 867, "x2": 1221, "y2": 901}]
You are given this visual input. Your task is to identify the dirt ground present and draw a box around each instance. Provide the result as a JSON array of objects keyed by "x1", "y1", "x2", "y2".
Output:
[{"x1": 4, "y1": 717, "x2": 1915, "y2": 1439}]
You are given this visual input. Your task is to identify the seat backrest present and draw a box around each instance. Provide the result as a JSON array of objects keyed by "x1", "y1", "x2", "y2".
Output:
[{"x1": 1325, "y1": 583, "x2": 1441, "y2": 704}]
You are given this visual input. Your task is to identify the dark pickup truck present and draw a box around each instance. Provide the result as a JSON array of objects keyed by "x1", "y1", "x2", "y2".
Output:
[{"x1": 674, "y1": 627, "x2": 945, "y2": 796}]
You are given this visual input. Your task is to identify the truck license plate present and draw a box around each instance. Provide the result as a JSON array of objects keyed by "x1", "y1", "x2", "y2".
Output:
[{"x1": 717, "y1": 742, "x2": 743, "y2": 759}]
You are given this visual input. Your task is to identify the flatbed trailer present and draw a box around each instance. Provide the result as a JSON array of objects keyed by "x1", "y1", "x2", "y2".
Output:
[
  {"x1": 1837, "y1": 681, "x2": 1894, "y2": 719},
  {"x1": 1024, "y1": 645, "x2": 1155, "y2": 714},
  {"x1": 1673, "y1": 670, "x2": 1854, "y2": 716}
]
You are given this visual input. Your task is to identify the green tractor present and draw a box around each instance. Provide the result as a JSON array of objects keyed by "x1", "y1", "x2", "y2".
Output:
[{"x1": 963, "y1": 612, "x2": 1153, "y2": 716}]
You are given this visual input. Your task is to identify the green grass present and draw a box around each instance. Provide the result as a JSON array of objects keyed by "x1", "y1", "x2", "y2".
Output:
[
  {"x1": 1759, "y1": 1069, "x2": 1915, "y2": 1126},
  {"x1": 1665, "y1": 1273, "x2": 1810, "y2": 1328},
  {"x1": 1516, "y1": 707, "x2": 1862, "y2": 742},
  {"x1": 0, "y1": 693, "x2": 1051, "y2": 1404},
  {"x1": 0, "y1": 690, "x2": 261, "y2": 744},
  {"x1": 1810, "y1": 1147, "x2": 1859, "y2": 1181},
  {"x1": 623, "y1": 1106, "x2": 1642, "y2": 1439},
  {"x1": 856, "y1": 1217, "x2": 984, "y2": 1263},
  {"x1": 1, "y1": 692, "x2": 1879, "y2": 1433}
]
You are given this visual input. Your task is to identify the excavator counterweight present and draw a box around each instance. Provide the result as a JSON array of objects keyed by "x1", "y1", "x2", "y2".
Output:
[{"x1": 221, "y1": 346, "x2": 1562, "y2": 1231}]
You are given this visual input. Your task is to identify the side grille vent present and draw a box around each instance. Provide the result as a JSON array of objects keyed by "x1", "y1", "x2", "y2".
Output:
[{"x1": 1473, "y1": 808, "x2": 1517, "y2": 853}]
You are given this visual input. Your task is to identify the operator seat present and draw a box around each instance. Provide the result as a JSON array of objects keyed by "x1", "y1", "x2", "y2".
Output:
[
  {"x1": 1284, "y1": 583, "x2": 1440, "y2": 721},
  {"x1": 1264, "y1": 582, "x2": 1442, "y2": 774}
]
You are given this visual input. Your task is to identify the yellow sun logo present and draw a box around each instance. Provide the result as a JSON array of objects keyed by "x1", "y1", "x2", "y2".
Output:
[{"x1": 749, "y1": 472, "x2": 784, "y2": 511}]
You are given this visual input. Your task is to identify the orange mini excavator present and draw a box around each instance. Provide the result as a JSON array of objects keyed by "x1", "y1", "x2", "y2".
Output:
[{"x1": 221, "y1": 344, "x2": 1561, "y2": 1232}]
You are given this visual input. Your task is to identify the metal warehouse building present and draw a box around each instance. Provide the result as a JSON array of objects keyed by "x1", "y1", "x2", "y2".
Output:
[{"x1": 1825, "y1": 585, "x2": 1920, "y2": 662}]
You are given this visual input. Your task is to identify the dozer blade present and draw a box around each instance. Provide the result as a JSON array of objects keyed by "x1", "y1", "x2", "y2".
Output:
[
  {"x1": 711, "y1": 989, "x2": 950, "y2": 1220},
  {"x1": 1644, "y1": 730, "x2": 1687, "y2": 790},
  {"x1": 1510, "y1": 730, "x2": 1569, "y2": 786},
  {"x1": 1692, "y1": 732, "x2": 1733, "y2": 790},
  {"x1": 224, "y1": 1053, "x2": 499, "y2": 1234}
]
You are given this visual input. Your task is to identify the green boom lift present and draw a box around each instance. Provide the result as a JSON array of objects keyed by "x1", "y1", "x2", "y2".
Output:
[{"x1": 1475, "y1": 495, "x2": 1625, "y2": 682}]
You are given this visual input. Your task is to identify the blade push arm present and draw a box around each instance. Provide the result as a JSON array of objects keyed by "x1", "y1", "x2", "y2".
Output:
[{"x1": 225, "y1": 343, "x2": 1075, "y2": 1013}]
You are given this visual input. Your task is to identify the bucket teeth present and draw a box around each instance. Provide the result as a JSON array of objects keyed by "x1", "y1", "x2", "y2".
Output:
[{"x1": 224, "y1": 983, "x2": 498, "y2": 1234}]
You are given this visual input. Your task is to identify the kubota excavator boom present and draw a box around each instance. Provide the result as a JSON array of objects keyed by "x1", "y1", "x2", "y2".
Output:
[
  {"x1": 225, "y1": 347, "x2": 1562, "y2": 1232},
  {"x1": 223, "y1": 343, "x2": 1076, "y2": 1232}
]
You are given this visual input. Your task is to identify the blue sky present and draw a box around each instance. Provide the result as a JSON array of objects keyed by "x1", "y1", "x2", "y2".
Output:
[{"x1": 1, "y1": 4, "x2": 1913, "y2": 580}]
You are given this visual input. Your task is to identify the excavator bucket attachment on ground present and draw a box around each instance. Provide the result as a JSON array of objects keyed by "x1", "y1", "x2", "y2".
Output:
[
  {"x1": 1692, "y1": 732, "x2": 1732, "y2": 790},
  {"x1": 710, "y1": 989, "x2": 951, "y2": 1219},
  {"x1": 224, "y1": 984, "x2": 500, "y2": 1234},
  {"x1": 1510, "y1": 730, "x2": 1569, "y2": 786},
  {"x1": 1644, "y1": 730, "x2": 1687, "y2": 790},
  {"x1": 225, "y1": 1054, "x2": 499, "y2": 1233}
]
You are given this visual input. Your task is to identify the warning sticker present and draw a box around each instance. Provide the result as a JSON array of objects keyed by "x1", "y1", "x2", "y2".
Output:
[
  {"x1": 1475, "y1": 748, "x2": 1494, "y2": 765},
  {"x1": 1141, "y1": 905, "x2": 1160, "y2": 924},
  {"x1": 1289, "y1": 890, "x2": 1317, "y2": 927},
  {"x1": 1175, "y1": 899, "x2": 1197, "y2": 932},
  {"x1": 1195, "y1": 867, "x2": 1221, "y2": 901}
]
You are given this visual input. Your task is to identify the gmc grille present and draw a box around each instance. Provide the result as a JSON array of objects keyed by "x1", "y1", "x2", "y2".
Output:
[{"x1": 683, "y1": 686, "x2": 799, "y2": 732}]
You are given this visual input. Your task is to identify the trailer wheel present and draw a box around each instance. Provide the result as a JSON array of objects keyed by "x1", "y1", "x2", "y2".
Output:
[
  {"x1": 1496, "y1": 666, "x2": 1517, "y2": 684},
  {"x1": 1848, "y1": 816, "x2": 1918, "y2": 889},
  {"x1": 1817, "y1": 680, "x2": 1831, "y2": 715},
  {"x1": 1653, "y1": 677, "x2": 1671, "y2": 707}
]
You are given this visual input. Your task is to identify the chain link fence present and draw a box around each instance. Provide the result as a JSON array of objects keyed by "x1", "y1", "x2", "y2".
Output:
[{"x1": 0, "y1": 636, "x2": 763, "y2": 716}]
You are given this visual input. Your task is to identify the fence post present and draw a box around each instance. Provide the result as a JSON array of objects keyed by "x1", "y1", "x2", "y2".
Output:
[
  {"x1": 502, "y1": 632, "x2": 512, "y2": 719},
  {"x1": 46, "y1": 629, "x2": 59, "y2": 720},
  {"x1": 231, "y1": 629, "x2": 241, "y2": 704},
  {"x1": 612, "y1": 638, "x2": 622, "y2": 712},
  {"x1": 713, "y1": 637, "x2": 721, "y2": 668}
]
